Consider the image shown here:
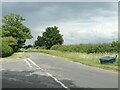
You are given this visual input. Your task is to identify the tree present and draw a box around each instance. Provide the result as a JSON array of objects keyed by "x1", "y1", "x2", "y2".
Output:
[
  {"x1": 34, "y1": 36, "x2": 44, "y2": 47},
  {"x1": 2, "y1": 14, "x2": 33, "y2": 50},
  {"x1": 35, "y1": 26, "x2": 63, "y2": 49},
  {"x1": 23, "y1": 44, "x2": 33, "y2": 49},
  {"x1": 2, "y1": 37, "x2": 17, "y2": 46}
]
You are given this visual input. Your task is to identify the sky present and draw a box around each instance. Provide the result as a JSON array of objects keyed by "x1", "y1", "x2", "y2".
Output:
[{"x1": 1, "y1": 2, "x2": 118, "y2": 45}]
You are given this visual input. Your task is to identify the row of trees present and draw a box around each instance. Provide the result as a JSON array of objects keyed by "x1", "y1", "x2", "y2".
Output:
[
  {"x1": 1, "y1": 13, "x2": 64, "y2": 57},
  {"x1": 1, "y1": 14, "x2": 32, "y2": 57},
  {"x1": 1, "y1": 13, "x2": 118, "y2": 57}
]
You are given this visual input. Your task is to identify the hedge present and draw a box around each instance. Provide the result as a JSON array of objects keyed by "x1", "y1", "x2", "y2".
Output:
[
  {"x1": 1, "y1": 43, "x2": 14, "y2": 57},
  {"x1": 50, "y1": 41, "x2": 119, "y2": 53}
]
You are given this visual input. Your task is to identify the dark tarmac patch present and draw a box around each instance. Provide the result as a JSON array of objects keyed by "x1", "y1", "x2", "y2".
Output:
[{"x1": 2, "y1": 70, "x2": 64, "y2": 88}]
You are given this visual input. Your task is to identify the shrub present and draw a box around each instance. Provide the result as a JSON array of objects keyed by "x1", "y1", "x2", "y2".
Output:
[
  {"x1": 51, "y1": 45, "x2": 60, "y2": 50},
  {"x1": 39, "y1": 46, "x2": 47, "y2": 49},
  {"x1": 1, "y1": 43, "x2": 14, "y2": 57},
  {"x1": 2, "y1": 37, "x2": 18, "y2": 52},
  {"x1": 2, "y1": 37, "x2": 17, "y2": 45},
  {"x1": 35, "y1": 46, "x2": 39, "y2": 49}
]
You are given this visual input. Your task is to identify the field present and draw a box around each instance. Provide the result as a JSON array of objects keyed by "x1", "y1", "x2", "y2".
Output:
[{"x1": 28, "y1": 48, "x2": 119, "y2": 72}]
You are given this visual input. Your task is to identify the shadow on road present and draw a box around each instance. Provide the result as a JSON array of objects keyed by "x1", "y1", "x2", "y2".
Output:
[
  {"x1": 2, "y1": 70, "x2": 63, "y2": 88},
  {"x1": 2, "y1": 70, "x2": 79, "y2": 89},
  {"x1": 1, "y1": 70, "x2": 118, "y2": 90}
]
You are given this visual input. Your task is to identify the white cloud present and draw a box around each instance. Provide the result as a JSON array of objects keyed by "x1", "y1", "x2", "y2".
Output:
[
  {"x1": 26, "y1": 15, "x2": 118, "y2": 45},
  {"x1": 2, "y1": 2, "x2": 118, "y2": 45},
  {"x1": 45, "y1": 16, "x2": 118, "y2": 44}
]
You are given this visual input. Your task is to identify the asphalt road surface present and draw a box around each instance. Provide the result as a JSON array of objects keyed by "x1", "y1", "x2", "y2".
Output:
[{"x1": 0, "y1": 52, "x2": 118, "y2": 89}]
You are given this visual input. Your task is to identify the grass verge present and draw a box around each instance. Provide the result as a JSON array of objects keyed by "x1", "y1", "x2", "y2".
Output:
[
  {"x1": 0, "y1": 52, "x2": 29, "y2": 61},
  {"x1": 28, "y1": 48, "x2": 119, "y2": 72}
]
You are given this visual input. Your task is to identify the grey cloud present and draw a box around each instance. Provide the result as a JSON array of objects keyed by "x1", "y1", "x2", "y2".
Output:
[
  {"x1": 2, "y1": 2, "x2": 118, "y2": 44},
  {"x1": 64, "y1": 32, "x2": 117, "y2": 45},
  {"x1": 2, "y1": 2, "x2": 117, "y2": 28}
]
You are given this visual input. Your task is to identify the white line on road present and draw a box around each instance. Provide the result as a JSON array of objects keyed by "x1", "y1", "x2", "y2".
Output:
[
  {"x1": 46, "y1": 72, "x2": 70, "y2": 90},
  {"x1": 25, "y1": 58, "x2": 69, "y2": 90},
  {"x1": 24, "y1": 59, "x2": 32, "y2": 68},
  {"x1": 27, "y1": 58, "x2": 39, "y2": 68},
  {"x1": 27, "y1": 58, "x2": 43, "y2": 71}
]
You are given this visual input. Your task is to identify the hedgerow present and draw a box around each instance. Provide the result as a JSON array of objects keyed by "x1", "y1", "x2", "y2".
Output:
[{"x1": 51, "y1": 41, "x2": 119, "y2": 53}]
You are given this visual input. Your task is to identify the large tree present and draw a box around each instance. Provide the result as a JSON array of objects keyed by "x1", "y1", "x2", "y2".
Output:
[
  {"x1": 35, "y1": 26, "x2": 64, "y2": 49},
  {"x1": 2, "y1": 14, "x2": 32, "y2": 50},
  {"x1": 34, "y1": 36, "x2": 44, "y2": 47}
]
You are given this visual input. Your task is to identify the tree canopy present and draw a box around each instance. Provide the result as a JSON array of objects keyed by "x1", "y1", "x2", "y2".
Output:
[
  {"x1": 2, "y1": 14, "x2": 33, "y2": 49},
  {"x1": 35, "y1": 26, "x2": 64, "y2": 49},
  {"x1": 2, "y1": 37, "x2": 17, "y2": 45},
  {"x1": 34, "y1": 36, "x2": 44, "y2": 47}
]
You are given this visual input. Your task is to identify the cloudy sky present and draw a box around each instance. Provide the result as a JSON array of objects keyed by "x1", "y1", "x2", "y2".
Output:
[{"x1": 1, "y1": 2, "x2": 118, "y2": 45}]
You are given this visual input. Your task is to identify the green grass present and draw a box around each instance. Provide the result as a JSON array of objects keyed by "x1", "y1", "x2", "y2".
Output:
[
  {"x1": 28, "y1": 48, "x2": 119, "y2": 72},
  {"x1": 0, "y1": 52, "x2": 29, "y2": 61}
]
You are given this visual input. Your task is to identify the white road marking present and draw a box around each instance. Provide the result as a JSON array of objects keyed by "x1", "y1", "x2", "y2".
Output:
[
  {"x1": 24, "y1": 59, "x2": 32, "y2": 68},
  {"x1": 27, "y1": 58, "x2": 39, "y2": 68},
  {"x1": 27, "y1": 58, "x2": 43, "y2": 71},
  {"x1": 47, "y1": 55, "x2": 51, "y2": 57},
  {"x1": 46, "y1": 72, "x2": 70, "y2": 90},
  {"x1": 25, "y1": 58, "x2": 69, "y2": 90},
  {"x1": 52, "y1": 56, "x2": 56, "y2": 58}
]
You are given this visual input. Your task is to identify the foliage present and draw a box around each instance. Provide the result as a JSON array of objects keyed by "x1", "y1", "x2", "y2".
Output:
[
  {"x1": 51, "y1": 41, "x2": 119, "y2": 53},
  {"x1": 23, "y1": 44, "x2": 33, "y2": 49},
  {"x1": 1, "y1": 43, "x2": 14, "y2": 57},
  {"x1": 50, "y1": 44, "x2": 60, "y2": 50},
  {"x1": 111, "y1": 40, "x2": 118, "y2": 52},
  {"x1": 34, "y1": 26, "x2": 64, "y2": 49},
  {"x1": 0, "y1": 27, "x2": 2, "y2": 37},
  {"x1": 2, "y1": 14, "x2": 33, "y2": 50},
  {"x1": 34, "y1": 36, "x2": 44, "y2": 47},
  {"x1": 28, "y1": 49, "x2": 118, "y2": 71},
  {"x1": 2, "y1": 37, "x2": 17, "y2": 45},
  {"x1": 2, "y1": 37, "x2": 18, "y2": 52},
  {"x1": 38, "y1": 46, "x2": 46, "y2": 49}
]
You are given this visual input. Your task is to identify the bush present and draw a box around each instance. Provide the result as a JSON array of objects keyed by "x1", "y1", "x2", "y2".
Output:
[
  {"x1": 1, "y1": 43, "x2": 14, "y2": 57},
  {"x1": 2, "y1": 37, "x2": 17, "y2": 45},
  {"x1": 2, "y1": 37, "x2": 18, "y2": 52},
  {"x1": 39, "y1": 46, "x2": 47, "y2": 49},
  {"x1": 51, "y1": 45, "x2": 60, "y2": 50}
]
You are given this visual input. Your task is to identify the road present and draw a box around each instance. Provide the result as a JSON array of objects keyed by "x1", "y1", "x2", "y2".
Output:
[{"x1": 0, "y1": 52, "x2": 118, "y2": 89}]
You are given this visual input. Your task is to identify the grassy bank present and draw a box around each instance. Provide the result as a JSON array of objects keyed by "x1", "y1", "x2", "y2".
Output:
[
  {"x1": 28, "y1": 48, "x2": 119, "y2": 72},
  {"x1": 0, "y1": 52, "x2": 29, "y2": 61}
]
